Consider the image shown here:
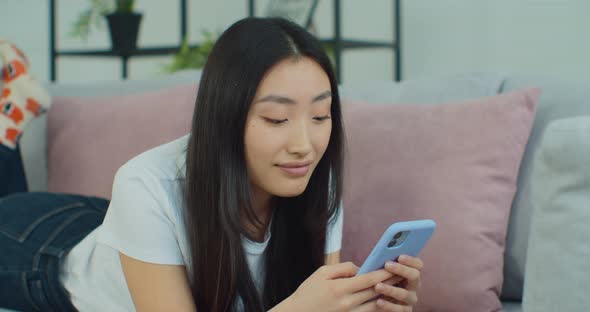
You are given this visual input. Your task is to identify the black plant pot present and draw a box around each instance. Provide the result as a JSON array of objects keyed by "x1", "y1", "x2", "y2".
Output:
[{"x1": 105, "y1": 12, "x2": 142, "y2": 55}]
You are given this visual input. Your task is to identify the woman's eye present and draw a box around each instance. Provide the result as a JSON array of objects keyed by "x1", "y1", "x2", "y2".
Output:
[
  {"x1": 264, "y1": 118, "x2": 288, "y2": 125},
  {"x1": 313, "y1": 115, "x2": 331, "y2": 121}
]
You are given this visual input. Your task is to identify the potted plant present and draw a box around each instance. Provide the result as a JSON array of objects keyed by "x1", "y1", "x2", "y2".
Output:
[
  {"x1": 161, "y1": 31, "x2": 336, "y2": 74},
  {"x1": 162, "y1": 31, "x2": 218, "y2": 73},
  {"x1": 105, "y1": 0, "x2": 142, "y2": 54},
  {"x1": 71, "y1": 0, "x2": 142, "y2": 54}
]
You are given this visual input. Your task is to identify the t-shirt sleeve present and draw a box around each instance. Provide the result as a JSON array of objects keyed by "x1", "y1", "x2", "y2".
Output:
[
  {"x1": 325, "y1": 201, "x2": 344, "y2": 254},
  {"x1": 96, "y1": 164, "x2": 184, "y2": 265}
]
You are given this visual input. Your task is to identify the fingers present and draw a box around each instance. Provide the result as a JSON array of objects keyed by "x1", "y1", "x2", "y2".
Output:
[
  {"x1": 346, "y1": 287, "x2": 380, "y2": 308},
  {"x1": 347, "y1": 276, "x2": 414, "y2": 312},
  {"x1": 348, "y1": 257, "x2": 423, "y2": 311},
  {"x1": 340, "y1": 276, "x2": 406, "y2": 311},
  {"x1": 351, "y1": 298, "x2": 412, "y2": 312},
  {"x1": 397, "y1": 255, "x2": 423, "y2": 290},
  {"x1": 375, "y1": 282, "x2": 418, "y2": 305},
  {"x1": 383, "y1": 275, "x2": 405, "y2": 286},
  {"x1": 349, "y1": 299, "x2": 378, "y2": 312},
  {"x1": 375, "y1": 297, "x2": 413, "y2": 312},
  {"x1": 398, "y1": 255, "x2": 423, "y2": 270},
  {"x1": 317, "y1": 261, "x2": 359, "y2": 279},
  {"x1": 384, "y1": 260, "x2": 421, "y2": 290},
  {"x1": 344, "y1": 269, "x2": 393, "y2": 293}
]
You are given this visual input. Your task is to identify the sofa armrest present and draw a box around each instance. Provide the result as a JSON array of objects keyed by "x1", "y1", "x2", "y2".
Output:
[
  {"x1": 20, "y1": 114, "x2": 48, "y2": 192},
  {"x1": 523, "y1": 116, "x2": 590, "y2": 312}
]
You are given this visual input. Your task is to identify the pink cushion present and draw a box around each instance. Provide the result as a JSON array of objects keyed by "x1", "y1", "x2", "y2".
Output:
[
  {"x1": 341, "y1": 88, "x2": 540, "y2": 312},
  {"x1": 47, "y1": 84, "x2": 197, "y2": 199}
]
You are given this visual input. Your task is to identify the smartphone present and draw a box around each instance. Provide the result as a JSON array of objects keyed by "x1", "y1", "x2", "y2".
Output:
[{"x1": 356, "y1": 219, "x2": 436, "y2": 275}]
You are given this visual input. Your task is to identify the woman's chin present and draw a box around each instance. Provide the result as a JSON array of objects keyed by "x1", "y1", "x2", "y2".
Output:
[{"x1": 270, "y1": 180, "x2": 310, "y2": 197}]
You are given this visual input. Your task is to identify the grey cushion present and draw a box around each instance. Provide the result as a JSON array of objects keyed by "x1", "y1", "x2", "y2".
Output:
[
  {"x1": 19, "y1": 70, "x2": 201, "y2": 192},
  {"x1": 44, "y1": 69, "x2": 202, "y2": 98},
  {"x1": 522, "y1": 116, "x2": 590, "y2": 312},
  {"x1": 499, "y1": 75, "x2": 590, "y2": 300},
  {"x1": 503, "y1": 301, "x2": 523, "y2": 312},
  {"x1": 339, "y1": 79, "x2": 400, "y2": 103},
  {"x1": 394, "y1": 72, "x2": 505, "y2": 103},
  {"x1": 339, "y1": 72, "x2": 505, "y2": 104}
]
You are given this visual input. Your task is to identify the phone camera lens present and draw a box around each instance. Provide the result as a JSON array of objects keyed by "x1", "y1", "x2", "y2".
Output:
[
  {"x1": 394, "y1": 232, "x2": 402, "y2": 239},
  {"x1": 387, "y1": 240, "x2": 397, "y2": 248}
]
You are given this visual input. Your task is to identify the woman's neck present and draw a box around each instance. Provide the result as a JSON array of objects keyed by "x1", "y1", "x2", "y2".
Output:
[{"x1": 243, "y1": 186, "x2": 273, "y2": 242}]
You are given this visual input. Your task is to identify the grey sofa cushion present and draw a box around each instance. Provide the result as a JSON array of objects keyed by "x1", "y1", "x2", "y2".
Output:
[
  {"x1": 44, "y1": 69, "x2": 202, "y2": 98},
  {"x1": 19, "y1": 70, "x2": 201, "y2": 192},
  {"x1": 523, "y1": 116, "x2": 590, "y2": 312},
  {"x1": 500, "y1": 75, "x2": 590, "y2": 300},
  {"x1": 394, "y1": 72, "x2": 505, "y2": 103},
  {"x1": 503, "y1": 301, "x2": 523, "y2": 312},
  {"x1": 339, "y1": 72, "x2": 505, "y2": 104}
]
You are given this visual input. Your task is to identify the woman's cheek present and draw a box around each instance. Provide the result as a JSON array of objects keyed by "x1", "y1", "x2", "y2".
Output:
[{"x1": 316, "y1": 122, "x2": 332, "y2": 155}]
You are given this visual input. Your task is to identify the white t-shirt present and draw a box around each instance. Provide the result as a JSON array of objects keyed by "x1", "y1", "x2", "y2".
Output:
[{"x1": 59, "y1": 134, "x2": 344, "y2": 312}]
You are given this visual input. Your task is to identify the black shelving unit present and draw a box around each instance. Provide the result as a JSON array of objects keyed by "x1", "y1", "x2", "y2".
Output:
[
  {"x1": 49, "y1": 0, "x2": 400, "y2": 82},
  {"x1": 49, "y1": 0, "x2": 192, "y2": 81},
  {"x1": 323, "y1": 0, "x2": 401, "y2": 82}
]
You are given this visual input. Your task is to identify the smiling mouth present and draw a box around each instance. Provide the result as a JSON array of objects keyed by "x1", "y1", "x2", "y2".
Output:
[{"x1": 276, "y1": 162, "x2": 312, "y2": 177}]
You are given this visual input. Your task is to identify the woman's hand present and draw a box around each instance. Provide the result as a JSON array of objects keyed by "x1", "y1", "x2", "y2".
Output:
[
  {"x1": 372, "y1": 255, "x2": 423, "y2": 311},
  {"x1": 272, "y1": 262, "x2": 393, "y2": 312}
]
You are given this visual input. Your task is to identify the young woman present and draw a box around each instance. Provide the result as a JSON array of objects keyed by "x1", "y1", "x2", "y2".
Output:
[{"x1": 0, "y1": 17, "x2": 424, "y2": 311}]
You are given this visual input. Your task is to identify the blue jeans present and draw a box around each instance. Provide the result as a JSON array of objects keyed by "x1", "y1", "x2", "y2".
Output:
[
  {"x1": 0, "y1": 192, "x2": 109, "y2": 311},
  {"x1": 0, "y1": 145, "x2": 27, "y2": 198}
]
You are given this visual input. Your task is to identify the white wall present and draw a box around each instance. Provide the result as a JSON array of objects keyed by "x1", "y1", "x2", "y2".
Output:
[
  {"x1": 403, "y1": 0, "x2": 590, "y2": 80},
  {"x1": 1, "y1": 0, "x2": 589, "y2": 83}
]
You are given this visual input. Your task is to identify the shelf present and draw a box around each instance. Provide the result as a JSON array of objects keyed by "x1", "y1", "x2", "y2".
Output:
[
  {"x1": 55, "y1": 39, "x2": 393, "y2": 59},
  {"x1": 49, "y1": 0, "x2": 192, "y2": 80},
  {"x1": 320, "y1": 39, "x2": 397, "y2": 50},
  {"x1": 56, "y1": 44, "x2": 201, "y2": 58},
  {"x1": 50, "y1": 0, "x2": 401, "y2": 81}
]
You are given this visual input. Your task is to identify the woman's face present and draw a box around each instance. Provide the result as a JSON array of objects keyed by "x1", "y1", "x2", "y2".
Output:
[{"x1": 245, "y1": 56, "x2": 332, "y2": 199}]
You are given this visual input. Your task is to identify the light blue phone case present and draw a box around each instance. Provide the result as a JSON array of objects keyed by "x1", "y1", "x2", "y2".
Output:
[{"x1": 356, "y1": 219, "x2": 436, "y2": 275}]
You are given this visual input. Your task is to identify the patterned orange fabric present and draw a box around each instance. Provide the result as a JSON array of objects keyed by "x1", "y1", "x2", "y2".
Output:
[
  {"x1": 26, "y1": 98, "x2": 43, "y2": 116},
  {"x1": 0, "y1": 99, "x2": 25, "y2": 124},
  {"x1": 5, "y1": 127, "x2": 20, "y2": 145},
  {"x1": 0, "y1": 40, "x2": 50, "y2": 149},
  {"x1": 3, "y1": 60, "x2": 27, "y2": 83}
]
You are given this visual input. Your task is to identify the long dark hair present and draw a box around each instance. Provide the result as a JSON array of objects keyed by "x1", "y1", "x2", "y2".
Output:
[{"x1": 183, "y1": 17, "x2": 344, "y2": 311}]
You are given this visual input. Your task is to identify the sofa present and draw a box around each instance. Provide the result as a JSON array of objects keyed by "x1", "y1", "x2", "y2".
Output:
[{"x1": 3, "y1": 71, "x2": 589, "y2": 311}]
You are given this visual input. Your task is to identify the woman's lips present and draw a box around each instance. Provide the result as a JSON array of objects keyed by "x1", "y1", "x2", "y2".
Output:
[{"x1": 277, "y1": 164, "x2": 311, "y2": 177}]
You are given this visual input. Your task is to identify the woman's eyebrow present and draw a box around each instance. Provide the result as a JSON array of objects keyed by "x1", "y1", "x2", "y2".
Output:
[
  {"x1": 311, "y1": 90, "x2": 332, "y2": 103},
  {"x1": 254, "y1": 90, "x2": 332, "y2": 105}
]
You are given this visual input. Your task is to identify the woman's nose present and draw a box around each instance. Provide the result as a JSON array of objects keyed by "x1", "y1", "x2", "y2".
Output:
[{"x1": 286, "y1": 121, "x2": 312, "y2": 157}]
